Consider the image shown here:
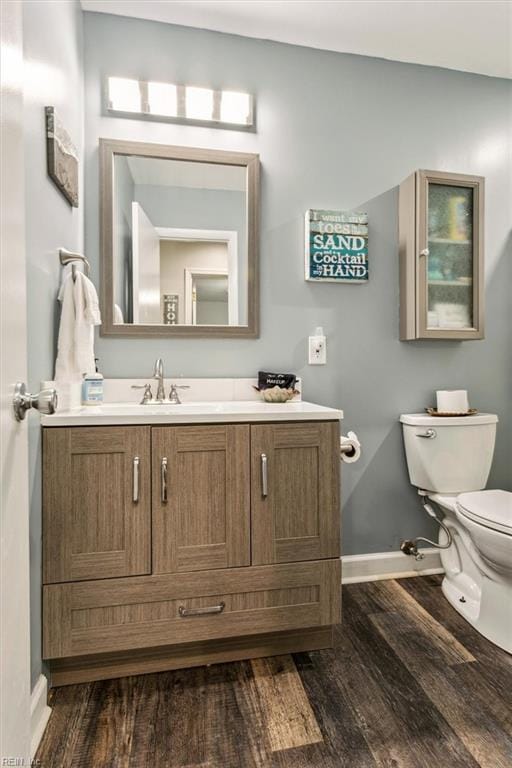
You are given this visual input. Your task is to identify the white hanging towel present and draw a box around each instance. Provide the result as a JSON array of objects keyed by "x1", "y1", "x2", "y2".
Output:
[
  {"x1": 55, "y1": 271, "x2": 101, "y2": 381},
  {"x1": 114, "y1": 303, "x2": 124, "y2": 323}
]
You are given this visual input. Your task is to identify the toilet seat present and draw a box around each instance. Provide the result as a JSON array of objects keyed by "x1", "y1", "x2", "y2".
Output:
[{"x1": 457, "y1": 490, "x2": 512, "y2": 535}]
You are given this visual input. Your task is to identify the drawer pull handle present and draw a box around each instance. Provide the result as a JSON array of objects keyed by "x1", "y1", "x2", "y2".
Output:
[
  {"x1": 161, "y1": 457, "x2": 168, "y2": 503},
  {"x1": 133, "y1": 456, "x2": 140, "y2": 502},
  {"x1": 261, "y1": 453, "x2": 268, "y2": 498},
  {"x1": 178, "y1": 602, "x2": 225, "y2": 617}
]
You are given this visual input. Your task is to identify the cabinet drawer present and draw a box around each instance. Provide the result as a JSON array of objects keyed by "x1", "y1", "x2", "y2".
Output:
[{"x1": 43, "y1": 560, "x2": 340, "y2": 659}]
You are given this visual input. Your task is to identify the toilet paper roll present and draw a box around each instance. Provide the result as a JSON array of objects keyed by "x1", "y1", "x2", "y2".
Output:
[
  {"x1": 340, "y1": 431, "x2": 361, "y2": 464},
  {"x1": 436, "y1": 389, "x2": 469, "y2": 413}
]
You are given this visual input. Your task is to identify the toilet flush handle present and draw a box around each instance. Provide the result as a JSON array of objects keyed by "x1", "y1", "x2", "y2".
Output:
[{"x1": 417, "y1": 428, "x2": 437, "y2": 439}]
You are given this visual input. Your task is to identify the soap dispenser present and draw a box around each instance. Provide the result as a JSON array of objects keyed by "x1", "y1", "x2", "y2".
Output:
[{"x1": 82, "y1": 358, "x2": 104, "y2": 405}]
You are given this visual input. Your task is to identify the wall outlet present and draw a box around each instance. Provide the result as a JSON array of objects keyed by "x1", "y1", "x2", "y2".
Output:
[{"x1": 308, "y1": 333, "x2": 327, "y2": 365}]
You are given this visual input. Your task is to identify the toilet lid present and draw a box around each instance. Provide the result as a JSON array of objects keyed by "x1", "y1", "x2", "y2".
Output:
[{"x1": 457, "y1": 490, "x2": 512, "y2": 534}]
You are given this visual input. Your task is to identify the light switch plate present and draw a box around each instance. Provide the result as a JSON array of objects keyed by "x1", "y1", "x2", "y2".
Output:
[{"x1": 308, "y1": 335, "x2": 326, "y2": 365}]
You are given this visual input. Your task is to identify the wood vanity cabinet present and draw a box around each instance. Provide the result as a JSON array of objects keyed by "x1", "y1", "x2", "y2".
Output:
[{"x1": 42, "y1": 420, "x2": 341, "y2": 685}]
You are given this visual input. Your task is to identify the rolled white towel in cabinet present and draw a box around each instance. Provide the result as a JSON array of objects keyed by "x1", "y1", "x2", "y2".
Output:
[{"x1": 340, "y1": 431, "x2": 361, "y2": 464}]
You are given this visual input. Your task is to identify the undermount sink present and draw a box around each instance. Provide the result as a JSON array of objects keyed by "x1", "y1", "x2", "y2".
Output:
[
  {"x1": 39, "y1": 377, "x2": 343, "y2": 426},
  {"x1": 102, "y1": 400, "x2": 306, "y2": 413},
  {"x1": 41, "y1": 398, "x2": 343, "y2": 426}
]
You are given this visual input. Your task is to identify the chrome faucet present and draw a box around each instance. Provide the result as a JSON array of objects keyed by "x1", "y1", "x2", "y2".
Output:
[{"x1": 153, "y1": 358, "x2": 166, "y2": 402}]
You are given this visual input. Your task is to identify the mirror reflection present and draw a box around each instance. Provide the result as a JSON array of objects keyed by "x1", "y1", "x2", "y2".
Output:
[{"x1": 113, "y1": 155, "x2": 247, "y2": 326}]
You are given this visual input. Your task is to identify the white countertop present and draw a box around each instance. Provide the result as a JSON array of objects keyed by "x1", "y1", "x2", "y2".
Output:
[{"x1": 41, "y1": 400, "x2": 343, "y2": 427}]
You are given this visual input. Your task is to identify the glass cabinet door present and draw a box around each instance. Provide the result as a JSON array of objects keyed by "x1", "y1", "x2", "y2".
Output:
[{"x1": 418, "y1": 171, "x2": 484, "y2": 339}]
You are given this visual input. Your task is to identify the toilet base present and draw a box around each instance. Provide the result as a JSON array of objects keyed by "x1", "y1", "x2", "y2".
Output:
[
  {"x1": 442, "y1": 573, "x2": 512, "y2": 654},
  {"x1": 437, "y1": 507, "x2": 512, "y2": 654}
]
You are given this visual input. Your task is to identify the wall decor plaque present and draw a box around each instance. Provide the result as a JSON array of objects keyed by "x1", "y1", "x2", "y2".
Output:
[
  {"x1": 163, "y1": 294, "x2": 179, "y2": 325},
  {"x1": 45, "y1": 106, "x2": 79, "y2": 207},
  {"x1": 305, "y1": 209, "x2": 368, "y2": 282}
]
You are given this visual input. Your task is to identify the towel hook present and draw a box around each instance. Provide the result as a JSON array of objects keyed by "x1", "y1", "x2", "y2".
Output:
[{"x1": 59, "y1": 248, "x2": 91, "y2": 281}]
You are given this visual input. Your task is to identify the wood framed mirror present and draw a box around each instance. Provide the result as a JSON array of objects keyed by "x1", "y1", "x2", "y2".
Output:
[{"x1": 99, "y1": 139, "x2": 260, "y2": 337}]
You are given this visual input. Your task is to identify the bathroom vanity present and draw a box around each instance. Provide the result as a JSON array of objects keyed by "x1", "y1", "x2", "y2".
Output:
[{"x1": 41, "y1": 389, "x2": 342, "y2": 685}]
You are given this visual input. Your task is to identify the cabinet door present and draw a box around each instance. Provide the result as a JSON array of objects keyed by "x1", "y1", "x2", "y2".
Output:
[
  {"x1": 251, "y1": 422, "x2": 340, "y2": 565},
  {"x1": 418, "y1": 171, "x2": 484, "y2": 339},
  {"x1": 152, "y1": 425, "x2": 250, "y2": 573},
  {"x1": 43, "y1": 427, "x2": 151, "y2": 584}
]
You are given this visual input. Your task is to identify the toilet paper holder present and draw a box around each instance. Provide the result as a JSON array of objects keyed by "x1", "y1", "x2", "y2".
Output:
[
  {"x1": 340, "y1": 441, "x2": 356, "y2": 457},
  {"x1": 339, "y1": 431, "x2": 361, "y2": 463}
]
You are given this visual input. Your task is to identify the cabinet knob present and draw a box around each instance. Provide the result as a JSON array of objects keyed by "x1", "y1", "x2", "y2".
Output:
[{"x1": 420, "y1": 248, "x2": 429, "y2": 257}]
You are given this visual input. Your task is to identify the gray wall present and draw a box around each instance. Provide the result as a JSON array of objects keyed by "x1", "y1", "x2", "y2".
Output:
[
  {"x1": 24, "y1": 0, "x2": 84, "y2": 689},
  {"x1": 84, "y1": 10, "x2": 512, "y2": 559}
]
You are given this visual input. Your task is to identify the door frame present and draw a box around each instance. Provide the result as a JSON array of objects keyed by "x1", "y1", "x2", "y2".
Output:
[
  {"x1": 0, "y1": 0, "x2": 33, "y2": 761},
  {"x1": 184, "y1": 267, "x2": 231, "y2": 325},
  {"x1": 157, "y1": 226, "x2": 238, "y2": 325}
]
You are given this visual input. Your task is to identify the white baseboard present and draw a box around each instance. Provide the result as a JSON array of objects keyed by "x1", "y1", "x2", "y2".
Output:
[
  {"x1": 341, "y1": 547, "x2": 444, "y2": 584},
  {"x1": 31, "y1": 674, "x2": 51, "y2": 759}
]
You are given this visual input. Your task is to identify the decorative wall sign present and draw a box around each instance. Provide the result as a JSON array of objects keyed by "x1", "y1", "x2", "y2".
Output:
[
  {"x1": 305, "y1": 209, "x2": 368, "y2": 282},
  {"x1": 45, "y1": 106, "x2": 79, "y2": 207},
  {"x1": 163, "y1": 294, "x2": 179, "y2": 324}
]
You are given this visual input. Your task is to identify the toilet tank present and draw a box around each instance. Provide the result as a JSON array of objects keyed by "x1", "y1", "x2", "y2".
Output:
[{"x1": 400, "y1": 413, "x2": 498, "y2": 493}]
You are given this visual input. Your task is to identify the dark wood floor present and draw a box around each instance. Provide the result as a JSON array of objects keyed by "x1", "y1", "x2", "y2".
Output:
[{"x1": 36, "y1": 575, "x2": 512, "y2": 768}]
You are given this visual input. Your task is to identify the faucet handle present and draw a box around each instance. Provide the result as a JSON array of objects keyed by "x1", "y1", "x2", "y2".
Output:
[
  {"x1": 131, "y1": 383, "x2": 153, "y2": 404},
  {"x1": 168, "y1": 384, "x2": 190, "y2": 404}
]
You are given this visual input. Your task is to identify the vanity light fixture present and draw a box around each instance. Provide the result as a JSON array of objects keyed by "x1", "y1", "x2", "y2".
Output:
[
  {"x1": 147, "y1": 81, "x2": 177, "y2": 117},
  {"x1": 106, "y1": 76, "x2": 254, "y2": 128},
  {"x1": 108, "y1": 77, "x2": 141, "y2": 113},
  {"x1": 185, "y1": 86, "x2": 214, "y2": 121}
]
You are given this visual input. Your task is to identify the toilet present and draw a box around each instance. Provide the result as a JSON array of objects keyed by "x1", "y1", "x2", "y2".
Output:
[{"x1": 400, "y1": 412, "x2": 512, "y2": 653}]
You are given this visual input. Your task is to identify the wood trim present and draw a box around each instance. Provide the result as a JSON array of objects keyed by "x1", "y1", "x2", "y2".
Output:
[
  {"x1": 341, "y1": 548, "x2": 443, "y2": 583},
  {"x1": 47, "y1": 626, "x2": 334, "y2": 687},
  {"x1": 99, "y1": 138, "x2": 260, "y2": 338},
  {"x1": 30, "y1": 674, "x2": 51, "y2": 759}
]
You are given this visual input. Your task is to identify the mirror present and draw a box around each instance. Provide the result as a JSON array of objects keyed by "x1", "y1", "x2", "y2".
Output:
[{"x1": 100, "y1": 140, "x2": 259, "y2": 337}]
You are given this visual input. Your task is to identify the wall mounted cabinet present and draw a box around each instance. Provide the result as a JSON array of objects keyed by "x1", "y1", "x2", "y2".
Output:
[
  {"x1": 399, "y1": 170, "x2": 484, "y2": 340},
  {"x1": 42, "y1": 420, "x2": 341, "y2": 685}
]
